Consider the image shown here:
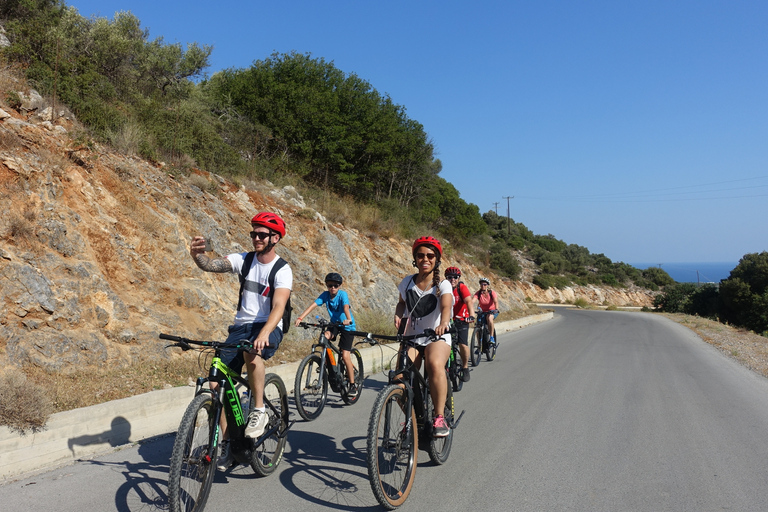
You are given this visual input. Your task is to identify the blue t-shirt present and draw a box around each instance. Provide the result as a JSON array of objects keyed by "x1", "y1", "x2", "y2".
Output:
[{"x1": 315, "y1": 290, "x2": 356, "y2": 331}]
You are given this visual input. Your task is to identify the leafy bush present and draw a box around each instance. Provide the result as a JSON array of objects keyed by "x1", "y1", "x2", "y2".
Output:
[
  {"x1": 489, "y1": 241, "x2": 521, "y2": 279},
  {"x1": 719, "y1": 252, "x2": 768, "y2": 334}
]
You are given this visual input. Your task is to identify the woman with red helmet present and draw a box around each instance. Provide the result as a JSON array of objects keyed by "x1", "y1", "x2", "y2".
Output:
[
  {"x1": 189, "y1": 211, "x2": 292, "y2": 470},
  {"x1": 394, "y1": 236, "x2": 454, "y2": 437}
]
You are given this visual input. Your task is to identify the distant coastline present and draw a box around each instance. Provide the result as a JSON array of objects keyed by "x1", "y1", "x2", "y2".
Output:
[{"x1": 630, "y1": 262, "x2": 737, "y2": 284}]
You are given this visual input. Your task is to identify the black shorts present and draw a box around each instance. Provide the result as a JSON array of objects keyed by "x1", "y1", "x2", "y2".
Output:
[
  {"x1": 453, "y1": 319, "x2": 470, "y2": 346},
  {"x1": 329, "y1": 326, "x2": 355, "y2": 352},
  {"x1": 219, "y1": 322, "x2": 283, "y2": 373}
]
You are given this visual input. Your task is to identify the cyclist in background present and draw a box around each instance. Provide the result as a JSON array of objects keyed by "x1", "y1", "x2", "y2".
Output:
[
  {"x1": 294, "y1": 272, "x2": 359, "y2": 397},
  {"x1": 394, "y1": 236, "x2": 453, "y2": 437},
  {"x1": 189, "y1": 212, "x2": 292, "y2": 470},
  {"x1": 445, "y1": 266, "x2": 474, "y2": 382},
  {"x1": 475, "y1": 277, "x2": 499, "y2": 345}
]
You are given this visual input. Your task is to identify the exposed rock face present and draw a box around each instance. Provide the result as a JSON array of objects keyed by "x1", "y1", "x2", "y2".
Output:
[{"x1": 0, "y1": 102, "x2": 655, "y2": 372}]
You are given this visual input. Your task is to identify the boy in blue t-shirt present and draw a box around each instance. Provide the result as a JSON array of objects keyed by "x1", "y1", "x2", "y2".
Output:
[{"x1": 294, "y1": 272, "x2": 359, "y2": 396}]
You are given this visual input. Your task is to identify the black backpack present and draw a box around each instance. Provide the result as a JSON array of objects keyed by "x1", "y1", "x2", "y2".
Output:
[{"x1": 237, "y1": 253, "x2": 293, "y2": 333}]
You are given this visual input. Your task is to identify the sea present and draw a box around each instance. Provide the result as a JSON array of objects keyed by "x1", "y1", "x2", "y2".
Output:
[{"x1": 629, "y1": 262, "x2": 738, "y2": 284}]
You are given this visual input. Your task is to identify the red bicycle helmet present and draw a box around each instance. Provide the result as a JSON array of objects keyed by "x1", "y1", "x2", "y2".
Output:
[
  {"x1": 412, "y1": 236, "x2": 442, "y2": 258},
  {"x1": 444, "y1": 266, "x2": 461, "y2": 277},
  {"x1": 251, "y1": 212, "x2": 286, "y2": 237}
]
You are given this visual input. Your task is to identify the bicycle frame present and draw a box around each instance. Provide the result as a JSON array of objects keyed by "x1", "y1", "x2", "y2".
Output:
[{"x1": 309, "y1": 331, "x2": 345, "y2": 390}]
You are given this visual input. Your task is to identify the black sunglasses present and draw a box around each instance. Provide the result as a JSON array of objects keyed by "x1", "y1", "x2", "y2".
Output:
[
  {"x1": 326, "y1": 282, "x2": 340, "y2": 288},
  {"x1": 415, "y1": 252, "x2": 436, "y2": 260},
  {"x1": 446, "y1": 275, "x2": 459, "y2": 279},
  {"x1": 249, "y1": 231, "x2": 272, "y2": 240}
]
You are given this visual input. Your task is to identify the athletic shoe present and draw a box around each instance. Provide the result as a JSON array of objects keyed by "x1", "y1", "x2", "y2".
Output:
[
  {"x1": 489, "y1": 336, "x2": 496, "y2": 345},
  {"x1": 461, "y1": 367, "x2": 470, "y2": 382},
  {"x1": 244, "y1": 410, "x2": 268, "y2": 439},
  {"x1": 216, "y1": 441, "x2": 232, "y2": 471},
  {"x1": 433, "y1": 415, "x2": 449, "y2": 437},
  {"x1": 348, "y1": 382, "x2": 359, "y2": 397}
]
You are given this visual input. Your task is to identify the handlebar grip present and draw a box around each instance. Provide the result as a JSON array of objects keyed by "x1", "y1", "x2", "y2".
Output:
[{"x1": 159, "y1": 333, "x2": 183, "y2": 342}]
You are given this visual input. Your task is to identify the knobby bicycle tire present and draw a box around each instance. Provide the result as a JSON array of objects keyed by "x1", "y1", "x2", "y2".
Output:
[
  {"x1": 168, "y1": 393, "x2": 217, "y2": 512},
  {"x1": 425, "y1": 373, "x2": 454, "y2": 465},
  {"x1": 470, "y1": 325, "x2": 482, "y2": 367},
  {"x1": 294, "y1": 353, "x2": 328, "y2": 421},
  {"x1": 249, "y1": 373, "x2": 288, "y2": 476},
  {"x1": 449, "y1": 351, "x2": 463, "y2": 392},
  {"x1": 485, "y1": 328, "x2": 497, "y2": 362},
  {"x1": 367, "y1": 384, "x2": 418, "y2": 510},
  {"x1": 341, "y1": 348, "x2": 364, "y2": 405}
]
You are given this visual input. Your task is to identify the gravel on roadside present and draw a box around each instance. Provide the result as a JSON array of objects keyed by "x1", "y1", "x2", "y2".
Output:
[{"x1": 664, "y1": 313, "x2": 768, "y2": 379}]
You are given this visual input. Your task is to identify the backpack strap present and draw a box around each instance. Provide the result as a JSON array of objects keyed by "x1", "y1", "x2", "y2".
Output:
[
  {"x1": 456, "y1": 281, "x2": 468, "y2": 301},
  {"x1": 237, "y1": 251, "x2": 257, "y2": 311},
  {"x1": 267, "y1": 257, "x2": 288, "y2": 302}
]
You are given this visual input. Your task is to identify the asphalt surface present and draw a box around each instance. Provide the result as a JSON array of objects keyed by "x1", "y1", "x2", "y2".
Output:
[{"x1": 3, "y1": 308, "x2": 768, "y2": 511}]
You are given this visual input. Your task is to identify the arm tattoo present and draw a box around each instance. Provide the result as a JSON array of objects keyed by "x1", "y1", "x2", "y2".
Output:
[{"x1": 193, "y1": 254, "x2": 232, "y2": 273}]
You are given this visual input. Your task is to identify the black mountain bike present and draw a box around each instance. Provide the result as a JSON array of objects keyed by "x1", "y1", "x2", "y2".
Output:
[
  {"x1": 470, "y1": 309, "x2": 498, "y2": 365},
  {"x1": 294, "y1": 318, "x2": 364, "y2": 421},
  {"x1": 160, "y1": 334, "x2": 291, "y2": 512},
  {"x1": 358, "y1": 328, "x2": 464, "y2": 510}
]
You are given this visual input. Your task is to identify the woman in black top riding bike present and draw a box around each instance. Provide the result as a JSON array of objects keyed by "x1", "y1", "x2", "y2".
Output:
[{"x1": 394, "y1": 236, "x2": 454, "y2": 437}]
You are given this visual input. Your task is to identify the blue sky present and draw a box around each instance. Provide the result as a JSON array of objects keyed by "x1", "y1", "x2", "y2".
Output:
[{"x1": 66, "y1": 0, "x2": 768, "y2": 264}]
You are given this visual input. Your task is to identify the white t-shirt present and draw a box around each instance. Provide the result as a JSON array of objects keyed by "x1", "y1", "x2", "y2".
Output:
[
  {"x1": 397, "y1": 275, "x2": 453, "y2": 346},
  {"x1": 227, "y1": 252, "x2": 293, "y2": 327}
]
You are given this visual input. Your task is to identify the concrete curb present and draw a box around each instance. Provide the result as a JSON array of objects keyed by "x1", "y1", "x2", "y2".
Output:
[{"x1": 0, "y1": 312, "x2": 553, "y2": 481}]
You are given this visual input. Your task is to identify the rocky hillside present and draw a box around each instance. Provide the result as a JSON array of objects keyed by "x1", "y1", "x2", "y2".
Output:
[{"x1": 0, "y1": 90, "x2": 655, "y2": 373}]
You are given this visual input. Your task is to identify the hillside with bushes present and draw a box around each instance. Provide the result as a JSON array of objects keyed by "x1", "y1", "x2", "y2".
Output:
[{"x1": 0, "y1": 2, "x2": 668, "y2": 430}]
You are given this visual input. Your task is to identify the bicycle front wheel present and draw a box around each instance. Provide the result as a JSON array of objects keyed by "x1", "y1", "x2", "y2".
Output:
[
  {"x1": 470, "y1": 325, "x2": 482, "y2": 367},
  {"x1": 341, "y1": 348, "x2": 364, "y2": 405},
  {"x1": 367, "y1": 384, "x2": 418, "y2": 510},
  {"x1": 425, "y1": 373, "x2": 454, "y2": 465},
  {"x1": 485, "y1": 328, "x2": 497, "y2": 362},
  {"x1": 168, "y1": 393, "x2": 217, "y2": 512},
  {"x1": 449, "y1": 353, "x2": 463, "y2": 393},
  {"x1": 249, "y1": 373, "x2": 289, "y2": 476},
  {"x1": 294, "y1": 353, "x2": 328, "y2": 421}
]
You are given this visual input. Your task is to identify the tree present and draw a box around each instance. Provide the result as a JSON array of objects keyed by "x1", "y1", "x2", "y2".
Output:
[{"x1": 719, "y1": 252, "x2": 768, "y2": 334}]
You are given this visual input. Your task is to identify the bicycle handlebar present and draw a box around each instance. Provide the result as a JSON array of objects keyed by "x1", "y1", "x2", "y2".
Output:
[
  {"x1": 159, "y1": 333, "x2": 274, "y2": 351},
  {"x1": 298, "y1": 319, "x2": 345, "y2": 330},
  {"x1": 351, "y1": 326, "x2": 457, "y2": 346}
]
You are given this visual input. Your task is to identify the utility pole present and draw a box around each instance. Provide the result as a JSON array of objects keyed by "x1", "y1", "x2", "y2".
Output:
[
  {"x1": 502, "y1": 196, "x2": 514, "y2": 235},
  {"x1": 492, "y1": 202, "x2": 500, "y2": 215}
]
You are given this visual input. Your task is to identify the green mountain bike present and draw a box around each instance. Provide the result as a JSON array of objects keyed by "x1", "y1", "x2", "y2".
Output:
[{"x1": 160, "y1": 334, "x2": 291, "y2": 512}]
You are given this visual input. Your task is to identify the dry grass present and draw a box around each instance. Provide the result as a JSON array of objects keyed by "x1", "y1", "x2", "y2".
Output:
[
  {"x1": 0, "y1": 127, "x2": 24, "y2": 151},
  {"x1": 0, "y1": 371, "x2": 53, "y2": 434},
  {"x1": 20, "y1": 353, "x2": 204, "y2": 416}
]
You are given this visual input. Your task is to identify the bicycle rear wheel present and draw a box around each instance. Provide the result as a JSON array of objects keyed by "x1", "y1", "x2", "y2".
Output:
[
  {"x1": 470, "y1": 325, "x2": 482, "y2": 367},
  {"x1": 367, "y1": 384, "x2": 418, "y2": 510},
  {"x1": 425, "y1": 374, "x2": 454, "y2": 465},
  {"x1": 294, "y1": 353, "x2": 328, "y2": 421},
  {"x1": 249, "y1": 373, "x2": 288, "y2": 476},
  {"x1": 168, "y1": 393, "x2": 216, "y2": 512},
  {"x1": 341, "y1": 348, "x2": 364, "y2": 405}
]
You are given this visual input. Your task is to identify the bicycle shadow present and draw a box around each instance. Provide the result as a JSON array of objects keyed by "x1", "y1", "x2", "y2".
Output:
[
  {"x1": 279, "y1": 429, "x2": 381, "y2": 511},
  {"x1": 77, "y1": 434, "x2": 174, "y2": 512}
]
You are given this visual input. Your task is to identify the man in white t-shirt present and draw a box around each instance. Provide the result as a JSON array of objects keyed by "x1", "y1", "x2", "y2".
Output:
[{"x1": 189, "y1": 212, "x2": 292, "y2": 470}]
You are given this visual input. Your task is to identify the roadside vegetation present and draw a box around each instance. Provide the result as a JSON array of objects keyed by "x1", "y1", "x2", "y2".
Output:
[{"x1": 653, "y1": 252, "x2": 768, "y2": 337}]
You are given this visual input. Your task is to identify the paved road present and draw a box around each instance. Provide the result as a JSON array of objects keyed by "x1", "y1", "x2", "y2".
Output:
[{"x1": 3, "y1": 309, "x2": 768, "y2": 511}]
